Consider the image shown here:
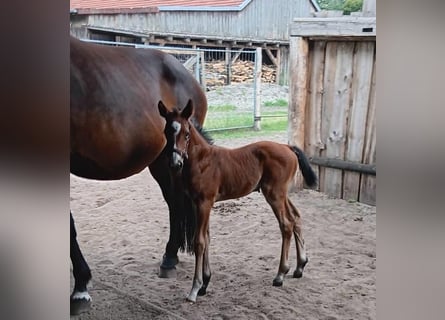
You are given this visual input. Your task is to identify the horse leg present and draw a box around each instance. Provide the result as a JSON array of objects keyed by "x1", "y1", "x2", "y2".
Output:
[
  {"x1": 149, "y1": 157, "x2": 182, "y2": 278},
  {"x1": 198, "y1": 229, "x2": 211, "y2": 296},
  {"x1": 70, "y1": 211, "x2": 92, "y2": 315},
  {"x1": 187, "y1": 201, "x2": 212, "y2": 303},
  {"x1": 263, "y1": 188, "x2": 292, "y2": 287},
  {"x1": 287, "y1": 199, "x2": 308, "y2": 278}
]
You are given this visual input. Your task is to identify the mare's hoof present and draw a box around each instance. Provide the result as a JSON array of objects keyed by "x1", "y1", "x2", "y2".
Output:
[
  {"x1": 159, "y1": 266, "x2": 177, "y2": 278},
  {"x1": 272, "y1": 278, "x2": 283, "y2": 287},
  {"x1": 293, "y1": 258, "x2": 308, "y2": 278},
  {"x1": 159, "y1": 255, "x2": 179, "y2": 278},
  {"x1": 70, "y1": 298, "x2": 91, "y2": 316},
  {"x1": 160, "y1": 255, "x2": 179, "y2": 269},
  {"x1": 186, "y1": 295, "x2": 197, "y2": 303}
]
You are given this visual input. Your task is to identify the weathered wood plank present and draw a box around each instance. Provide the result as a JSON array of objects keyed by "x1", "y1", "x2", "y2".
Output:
[
  {"x1": 359, "y1": 55, "x2": 376, "y2": 205},
  {"x1": 319, "y1": 42, "x2": 338, "y2": 192},
  {"x1": 290, "y1": 17, "x2": 376, "y2": 38},
  {"x1": 305, "y1": 41, "x2": 326, "y2": 189},
  {"x1": 343, "y1": 42, "x2": 375, "y2": 201},
  {"x1": 322, "y1": 42, "x2": 354, "y2": 199},
  {"x1": 288, "y1": 37, "x2": 309, "y2": 191}
]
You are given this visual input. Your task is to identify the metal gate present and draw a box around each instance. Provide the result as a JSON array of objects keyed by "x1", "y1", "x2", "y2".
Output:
[{"x1": 79, "y1": 39, "x2": 262, "y2": 132}]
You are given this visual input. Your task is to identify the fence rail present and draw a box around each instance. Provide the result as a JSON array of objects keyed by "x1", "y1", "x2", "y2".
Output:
[{"x1": 79, "y1": 39, "x2": 282, "y2": 132}]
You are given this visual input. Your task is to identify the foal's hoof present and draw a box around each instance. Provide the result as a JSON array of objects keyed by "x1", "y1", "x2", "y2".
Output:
[
  {"x1": 198, "y1": 286, "x2": 207, "y2": 296},
  {"x1": 293, "y1": 258, "x2": 308, "y2": 278},
  {"x1": 70, "y1": 297, "x2": 91, "y2": 315},
  {"x1": 272, "y1": 278, "x2": 283, "y2": 287}
]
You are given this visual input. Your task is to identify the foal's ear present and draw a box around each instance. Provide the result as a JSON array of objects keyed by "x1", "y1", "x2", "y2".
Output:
[
  {"x1": 158, "y1": 100, "x2": 169, "y2": 119},
  {"x1": 181, "y1": 99, "x2": 194, "y2": 120}
]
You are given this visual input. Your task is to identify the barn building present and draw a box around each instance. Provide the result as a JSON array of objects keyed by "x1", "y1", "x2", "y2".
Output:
[{"x1": 70, "y1": 0, "x2": 321, "y2": 84}]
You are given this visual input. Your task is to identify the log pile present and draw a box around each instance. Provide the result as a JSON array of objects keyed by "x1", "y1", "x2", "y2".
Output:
[{"x1": 205, "y1": 60, "x2": 276, "y2": 88}]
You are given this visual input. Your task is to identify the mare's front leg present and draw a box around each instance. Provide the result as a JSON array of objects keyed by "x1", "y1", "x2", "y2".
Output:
[
  {"x1": 70, "y1": 211, "x2": 92, "y2": 315},
  {"x1": 187, "y1": 200, "x2": 212, "y2": 303},
  {"x1": 149, "y1": 155, "x2": 182, "y2": 278}
]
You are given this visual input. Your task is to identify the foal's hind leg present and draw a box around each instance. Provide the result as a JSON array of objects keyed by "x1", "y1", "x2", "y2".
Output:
[
  {"x1": 287, "y1": 199, "x2": 308, "y2": 278},
  {"x1": 263, "y1": 188, "x2": 293, "y2": 287}
]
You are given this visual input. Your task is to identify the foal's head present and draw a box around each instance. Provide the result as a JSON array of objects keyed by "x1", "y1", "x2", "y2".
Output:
[{"x1": 158, "y1": 99, "x2": 194, "y2": 171}]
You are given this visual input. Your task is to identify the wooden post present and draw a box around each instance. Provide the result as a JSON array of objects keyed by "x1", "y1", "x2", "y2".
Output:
[
  {"x1": 225, "y1": 47, "x2": 232, "y2": 85},
  {"x1": 288, "y1": 36, "x2": 309, "y2": 191},
  {"x1": 200, "y1": 51, "x2": 207, "y2": 92},
  {"x1": 275, "y1": 48, "x2": 281, "y2": 84},
  {"x1": 362, "y1": 0, "x2": 376, "y2": 17},
  {"x1": 253, "y1": 47, "x2": 262, "y2": 131}
]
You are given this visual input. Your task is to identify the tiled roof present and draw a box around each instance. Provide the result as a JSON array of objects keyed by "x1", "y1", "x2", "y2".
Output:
[{"x1": 70, "y1": 0, "x2": 252, "y2": 14}]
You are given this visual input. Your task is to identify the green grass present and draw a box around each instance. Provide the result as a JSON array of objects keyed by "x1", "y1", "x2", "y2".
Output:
[
  {"x1": 208, "y1": 104, "x2": 237, "y2": 112},
  {"x1": 204, "y1": 115, "x2": 287, "y2": 140},
  {"x1": 263, "y1": 98, "x2": 288, "y2": 107}
]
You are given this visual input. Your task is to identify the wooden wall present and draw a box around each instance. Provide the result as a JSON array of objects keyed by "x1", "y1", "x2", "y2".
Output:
[{"x1": 290, "y1": 38, "x2": 376, "y2": 205}]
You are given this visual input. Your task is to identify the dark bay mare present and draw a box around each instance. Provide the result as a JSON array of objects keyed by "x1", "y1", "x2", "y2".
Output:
[
  {"x1": 70, "y1": 37, "x2": 207, "y2": 314},
  {"x1": 158, "y1": 100, "x2": 317, "y2": 302}
]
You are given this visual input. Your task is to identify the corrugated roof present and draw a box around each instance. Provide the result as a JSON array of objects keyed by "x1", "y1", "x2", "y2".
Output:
[{"x1": 70, "y1": 0, "x2": 252, "y2": 14}]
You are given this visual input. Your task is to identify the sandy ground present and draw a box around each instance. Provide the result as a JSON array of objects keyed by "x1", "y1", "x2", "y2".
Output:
[{"x1": 70, "y1": 133, "x2": 376, "y2": 320}]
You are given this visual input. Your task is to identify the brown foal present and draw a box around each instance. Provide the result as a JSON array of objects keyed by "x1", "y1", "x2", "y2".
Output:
[{"x1": 159, "y1": 100, "x2": 317, "y2": 303}]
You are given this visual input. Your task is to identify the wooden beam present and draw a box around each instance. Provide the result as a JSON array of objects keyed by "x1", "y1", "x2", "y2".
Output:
[
  {"x1": 264, "y1": 49, "x2": 278, "y2": 66},
  {"x1": 288, "y1": 37, "x2": 309, "y2": 191},
  {"x1": 309, "y1": 157, "x2": 376, "y2": 175},
  {"x1": 231, "y1": 48, "x2": 244, "y2": 64},
  {"x1": 290, "y1": 17, "x2": 376, "y2": 38}
]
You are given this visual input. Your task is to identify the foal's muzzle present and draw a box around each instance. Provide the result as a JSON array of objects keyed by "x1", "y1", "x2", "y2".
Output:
[{"x1": 170, "y1": 149, "x2": 185, "y2": 171}]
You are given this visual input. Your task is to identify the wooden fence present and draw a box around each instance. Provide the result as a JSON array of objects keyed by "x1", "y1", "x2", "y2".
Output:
[{"x1": 288, "y1": 17, "x2": 376, "y2": 205}]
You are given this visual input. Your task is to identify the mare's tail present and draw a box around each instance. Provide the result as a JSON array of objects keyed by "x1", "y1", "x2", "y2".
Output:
[{"x1": 289, "y1": 146, "x2": 317, "y2": 187}]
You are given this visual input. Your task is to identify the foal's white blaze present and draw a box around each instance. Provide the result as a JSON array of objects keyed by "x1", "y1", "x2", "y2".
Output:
[
  {"x1": 72, "y1": 291, "x2": 92, "y2": 301},
  {"x1": 171, "y1": 121, "x2": 183, "y2": 165},
  {"x1": 172, "y1": 121, "x2": 181, "y2": 135}
]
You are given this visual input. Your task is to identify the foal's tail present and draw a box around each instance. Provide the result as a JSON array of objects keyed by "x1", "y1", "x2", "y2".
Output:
[{"x1": 289, "y1": 146, "x2": 317, "y2": 187}]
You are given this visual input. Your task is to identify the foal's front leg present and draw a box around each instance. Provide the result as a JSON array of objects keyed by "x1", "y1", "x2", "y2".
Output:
[
  {"x1": 198, "y1": 229, "x2": 211, "y2": 296},
  {"x1": 187, "y1": 201, "x2": 212, "y2": 303}
]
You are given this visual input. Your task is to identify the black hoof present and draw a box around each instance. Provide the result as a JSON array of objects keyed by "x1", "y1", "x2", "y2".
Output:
[
  {"x1": 70, "y1": 298, "x2": 91, "y2": 316},
  {"x1": 272, "y1": 278, "x2": 283, "y2": 287},
  {"x1": 293, "y1": 258, "x2": 308, "y2": 278},
  {"x1": 159, "y1": 266, "x2": 177, "y2": 278},
  {"x1": 159, "y1": 254, "x2": 179, "y2": 278},
  {"x1": 160, "y1": 254, "x2": 179, "y2": 269},
  {"x1": 198, "y1": 286, "x2": 207, "y2": 296}
]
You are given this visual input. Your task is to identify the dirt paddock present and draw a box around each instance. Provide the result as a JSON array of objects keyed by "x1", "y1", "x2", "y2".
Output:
[{"x1": 70, "y1": 133, "x2": 376, "y2": 320}]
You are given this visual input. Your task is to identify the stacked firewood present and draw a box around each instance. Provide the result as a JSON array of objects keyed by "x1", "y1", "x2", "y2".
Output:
[{"x1": 205, "y1": 60, "x2": 276, "y2": 87}]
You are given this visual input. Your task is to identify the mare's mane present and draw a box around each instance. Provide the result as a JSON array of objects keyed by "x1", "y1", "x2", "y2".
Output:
[{"x1": 190, "y1": 118, "x2": 214, "y2": 145}]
